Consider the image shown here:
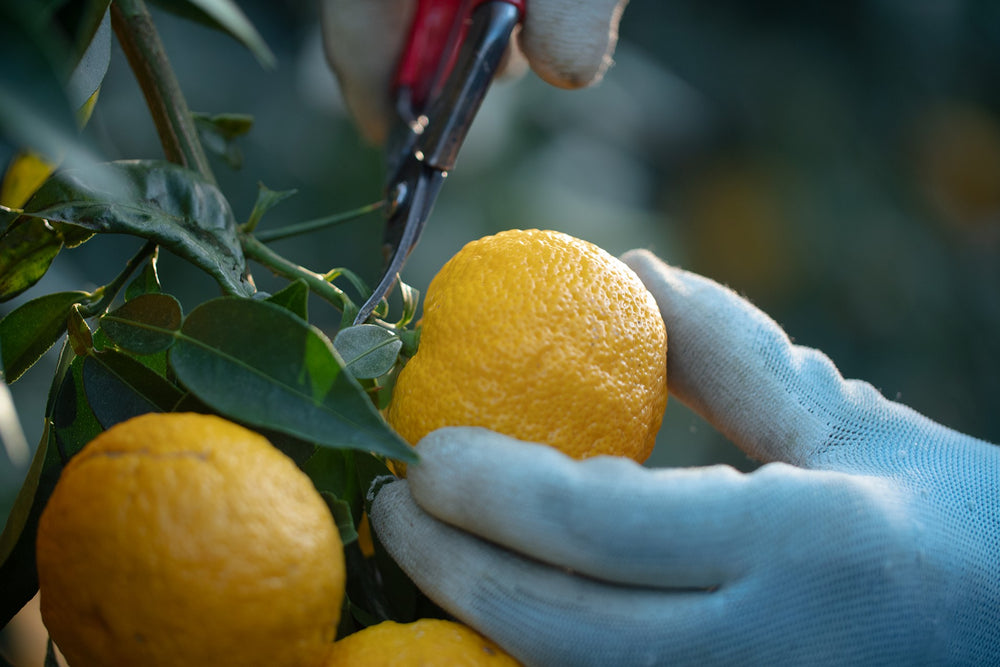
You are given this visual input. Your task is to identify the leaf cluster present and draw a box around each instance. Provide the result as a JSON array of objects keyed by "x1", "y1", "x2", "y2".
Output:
[{"x1": 0, "y1": 0, "x2": 432, "y2": 640}]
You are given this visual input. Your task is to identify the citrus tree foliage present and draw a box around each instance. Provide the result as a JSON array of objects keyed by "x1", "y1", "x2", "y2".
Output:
[{"x1": 0, "y1": 0, "x2": 424, "y2": 632}]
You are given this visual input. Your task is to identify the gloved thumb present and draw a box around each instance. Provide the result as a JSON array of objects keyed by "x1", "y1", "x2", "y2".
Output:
[
  {"x1": 621, "y1": 249, "x2": 895, "y2": 468},
  {"x1": 519, "y1": 0, "x2": 629, "y2": 89}
]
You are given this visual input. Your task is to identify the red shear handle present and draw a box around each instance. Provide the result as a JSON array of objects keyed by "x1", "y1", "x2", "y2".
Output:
[{"x1": 394, "y1": 0, "x2": 526, "y2": 110}]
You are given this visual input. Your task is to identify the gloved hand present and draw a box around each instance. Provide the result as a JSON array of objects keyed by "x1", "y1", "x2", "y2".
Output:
[
  {"x1": 369, "y1": 249, "x2": 1000, "y2": 666},
  {"x1": 320, "y1": 0, "x2": 629, "y2": 143}
]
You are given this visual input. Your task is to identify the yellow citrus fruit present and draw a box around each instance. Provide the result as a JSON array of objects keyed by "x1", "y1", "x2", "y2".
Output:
[
  {"x1": 324, "y1": 619, "x2": 520, "y2": 666},
  {"x1": 387, "y1": 228, "x2": 667, "y2": 462},
  {"x1": 36, "y1": 412, "x2": 345, "y2": 667}
]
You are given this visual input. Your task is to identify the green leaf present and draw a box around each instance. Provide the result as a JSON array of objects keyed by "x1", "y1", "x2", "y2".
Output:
[
  {"x1": 148, "y1": 0, "x2": 276, "y2": 68},
  {"x1": 305, "y1": 447, "x2": 358, "y2": 508},
  {"x1": 265, "y1": 279, "x2": 309, "y2": 320},
  {"x1": 169, "y1": 391, "x2": 317, "y2": 466},
  {"x1": 66, "y1": 303, "x2": 94, "y2": 356},
  {"x1": 22, "y1": 160, "x2": 254, "y2": 297},
  {"x1": 321, "y1": 491, "x2": 358, "y2": 547},
  {"x1": 82, "y1": 350, "x2": 184, "y2": 428},
  {"x1": 168, "y1": 297, "x2": 415, "y2": 462},
  {"x1": 0, "y1": 217, "x2": 95, "y2": 302},
  {"x1": 244, "y1": 182, "x2": 297, "y2": 232},
  {"x1": 0, "y1": 351, "x2": 101, "y2": 627},
  {"x1": 0, "y1": 290, "x2": 91, "y2": 382},
  {"x1": 125, "y1": 253, "x2": 162, "y2": 300},
  {"x1": 51, "y1": 354, "x2": 103, "y2": 455},
  {"x1": 0, "y1": 424, "x2": 45, "y2": 568},
  {"x1": 333, "y1": 325, "x2": 403, "y2": 380},
  {"x1": 0, "y1": 424, "x2": 53, "y2": 628},
  {"x1": 100, "y1": 293, "x2": 183, "y2": 355},
  {"x1": 193, "y1": 112, "x2": 253, "y2": 170},
  {"x1": 0, "y1": 219, "x2": 64, "y2": 302},
  {"x1": 397, "y1": 281, "x2": 420, "y2": 328},
  {"x1": 0, "y1": 425, "x2": 49, "y2": 628}
]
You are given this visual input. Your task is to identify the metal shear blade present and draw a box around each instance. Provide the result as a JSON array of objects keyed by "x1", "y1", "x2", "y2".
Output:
[{"x1": 352, "y1": 0, "x2": 524, "y2": 325}]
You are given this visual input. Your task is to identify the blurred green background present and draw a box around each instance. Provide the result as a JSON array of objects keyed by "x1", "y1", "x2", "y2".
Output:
[{"x1": 4, "y1": 0, "x2": 999, "y2": 481}]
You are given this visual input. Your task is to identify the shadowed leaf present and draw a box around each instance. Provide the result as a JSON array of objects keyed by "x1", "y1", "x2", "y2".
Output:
[
  {"x1": 0, "y1": 291, "x2": 92, "y2": 382},
  {"x1": 169, "y1": 297, "x2": 415, "y2": 462},
  {"x1": 22, "y1": 160, "x2": 253, "y2": 297},
  {"x1": 100, "y1": 293, "x2": 182, "y2": 355}
]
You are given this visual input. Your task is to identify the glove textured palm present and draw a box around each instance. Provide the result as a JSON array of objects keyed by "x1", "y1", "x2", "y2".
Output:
[{"x1": 371, "y1": 250, "x2": 1000, "y2": 666}]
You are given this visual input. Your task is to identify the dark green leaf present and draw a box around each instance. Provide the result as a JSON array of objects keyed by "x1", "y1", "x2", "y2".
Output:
[
  {"x1": 252, "y1": 427, "x2": 315, "y2": 468},
  {"x1": 0, "y1": 219, "x2": 63, "y2": 302},
  {"x1": 245, "y1": 183, "x2": 296, "y2": 231},
  {"x1": 22, "y1": 160, "x2": 254, "y2": 297},
  {"x1": 170, "y1": 392, "x2": 317, "y2": 467},
  {"x1": 125, "y1": 253, "x2": 162, "y2": 301},
  {"x1": 305, "y1": 447, "x2": 357, "y2": 506},
  {"x1": 66, "y1": 302, "x2": 93, "y2": 356},
  {"x1": 0, "y1": 290, "x2": 91, "y2": 382},
  {"x1": 169, "y1": 297, "x2": 415, "y2": 462},
  {"x1": 0, "y1": 425, "x2": 50, "y2": 628},
  {"x1": 82, "y1": 350, "x2": 184, "y2": 428},
  {"x1": 148, "y1": 0, "x2": 276, "y2": 68},
  {"x1": 265, "y1": 279, "x2": 309, "y2": 320},
  {"x1": 193, "y1": 112, "x2": 253, "y2": 170},
  {"x1": 51, "y1": 354, "x2": 103, "y2": 452},
  {"x1": 320, "y1": 491, "x2": 358, "y2": 547},
  {"x1": 354, "y1": 452, "x2": 394, "y2": 503},
  {"x1": 100, "y1": 293, "x2": 182, "y2": 355},
  {"x1": 0, "y1": 422, "x2": 46, "y2": 568},
  {"x1": 0, "y1": 352, "x2": 100, "y2": 627},
  {"x1": 333, "y1": 324, "x2": 403, "y2": 380},
  {"x1": 0, "y1": 205, "x2": 18, "y2": 230}
]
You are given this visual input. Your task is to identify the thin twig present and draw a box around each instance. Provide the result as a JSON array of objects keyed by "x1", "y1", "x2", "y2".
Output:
[
  {"x1": 254, "y1": 201, "x2": 385, "y2": 243},
  {"x1": 241, "y1": 234, "x2": 350, "y2": 311},
  {"x1": 80, "y1": 241, "x2": 158, "y2": 318}
]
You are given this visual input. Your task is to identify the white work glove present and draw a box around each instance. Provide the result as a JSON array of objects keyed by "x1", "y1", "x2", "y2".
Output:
[
  {"x1": 320, "y1": 0, "x2": 628, "y2": 143},
  {"x1": 370, "y1": 250, "x2": 1000, "y2": 666}
]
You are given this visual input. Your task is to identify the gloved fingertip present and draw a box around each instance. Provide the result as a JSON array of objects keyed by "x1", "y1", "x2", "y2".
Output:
[
  {"x1": 367, "y1": 477, "x2": 414, "y2": 536},
  {"x1": 520, "y1": 0, "x2": 628, "y2": 89},
  {"x1": 620, "y1": 248, "x2": 664, "y2": 273}
]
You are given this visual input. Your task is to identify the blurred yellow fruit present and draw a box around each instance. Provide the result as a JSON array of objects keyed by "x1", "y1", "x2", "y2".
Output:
[
  {"x1": 325, "y1": 619, "x2": 520, "y2": 666},
  {"x1": 0, "y1": 151, "x2": 54, "y2": 209},
  {"x1": 36, "y1": 412, "x2": 344, "y2": 667},
  {"x1": 387, "y1": 228, "x2": 667, "y2": 463}
]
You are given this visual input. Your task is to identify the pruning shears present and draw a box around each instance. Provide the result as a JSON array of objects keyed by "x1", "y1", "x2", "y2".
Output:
[{"x1": 353, "y1": 0, "x2": 526, "y2": 325}]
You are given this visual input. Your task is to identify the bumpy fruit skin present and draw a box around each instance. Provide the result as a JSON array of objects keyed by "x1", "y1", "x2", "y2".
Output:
[
  {"x1": 388, "y1": 229, "x2": 668, "y2": 462},
  {"x1": 36, "y1": 413, "x2": 344, "y2": 667},
  {"x1": 324, "y1": 619, "x2": 520, "y2": 666}
]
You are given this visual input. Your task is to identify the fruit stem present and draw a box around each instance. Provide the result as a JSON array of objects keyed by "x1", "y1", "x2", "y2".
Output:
[{"x1": 241, "y1": 234, "x2": 351, "y2": 311}]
